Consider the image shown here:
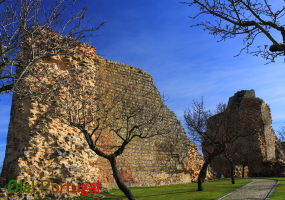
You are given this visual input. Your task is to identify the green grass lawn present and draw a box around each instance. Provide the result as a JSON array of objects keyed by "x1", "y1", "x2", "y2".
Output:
[
  {"x1": 266, "y1": 177, "x2": 285, "y2": 200},
  {"x1": 73, "y1": 178, "x2": 250, "y2": 200}
]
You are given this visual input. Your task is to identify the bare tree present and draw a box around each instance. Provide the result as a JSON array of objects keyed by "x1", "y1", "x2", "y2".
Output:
[
  {"x1": 276, "y1": 126, "x2": 285, "y2": 162},
  {"x1": 182, "y1": 0, "x2": 285, "y2": 62},
  {"x1": 184, "y1": 98, "x2": 213, "y2": 191},
  {"x1": 48, "y1": 76, "x2": 172, "y2": 200},
  {"x1": 184, "y1": 98, "x2": 248, "y2": 191},
  {"x1": 0, "y1": 0, "x2": 103, "y2": 95},
  {"x1": 277, "y1": 126, "x2": 285, "y2": 142},
  {"x1": 216, "y1": 102, "x2": 227, "y2": 114}
]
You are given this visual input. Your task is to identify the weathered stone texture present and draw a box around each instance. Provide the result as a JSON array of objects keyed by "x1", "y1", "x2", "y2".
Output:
[
  {"x1": 1, "y1": 40, "x2": 203, "y2": 198},
  {"x1": 205, "y1": 90, "x2": 285, "y2": 177}
]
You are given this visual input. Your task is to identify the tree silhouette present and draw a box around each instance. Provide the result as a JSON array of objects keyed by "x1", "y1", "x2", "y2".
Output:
[
  {"x1": 0, "y1": 0, "x2": 103, "y2": 95},
  {"x1": 183, "y1": 0, "x2": 285, "y2": 62}
]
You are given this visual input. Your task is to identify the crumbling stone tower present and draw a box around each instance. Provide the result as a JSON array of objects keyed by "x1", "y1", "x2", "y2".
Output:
[{"x1": 205, "y1": 90, "x2": 285, "y2": 177}]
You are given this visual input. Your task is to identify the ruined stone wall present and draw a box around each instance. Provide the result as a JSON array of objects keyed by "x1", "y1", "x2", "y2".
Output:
[
  {"x1": 205, "y1": 90, "x2": 285, "y2": 177},
  {"x1": 1, "y1": 40, "x2": 203, "y2": 198},
  {"x1": 88, "y1": 56, "x2": 204, "y2": 187}
]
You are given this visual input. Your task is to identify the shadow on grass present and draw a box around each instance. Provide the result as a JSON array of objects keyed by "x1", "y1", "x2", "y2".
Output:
[
  {"x1": 74, "y1": 192, "x2": 125, "y2": 200},
  {"x1": 82, "y1": 190, "x2": 197, "y2": 200},
  {"x1": 137, "y1": 190, "x2": 196, "y2": 198}
]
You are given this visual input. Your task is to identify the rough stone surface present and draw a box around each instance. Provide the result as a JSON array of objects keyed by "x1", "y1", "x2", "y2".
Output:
[
  {"x1": 0, "y1": 36, "x2": 204, "y2": 198},
  {"x1": 205, "y1": 90, "x2": 285, "y2": 177}
]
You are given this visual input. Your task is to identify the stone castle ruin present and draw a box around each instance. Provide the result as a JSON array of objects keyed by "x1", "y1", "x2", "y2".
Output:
[
  {"x1": 0, "y1": 32, "x2": 203, "y2": 198},
  {"x1": 205, "y1": 90, "x2": 285, "y2": 177},
  {"x1": 1, "y1": 30, "x2": 284, "y2": 199}
]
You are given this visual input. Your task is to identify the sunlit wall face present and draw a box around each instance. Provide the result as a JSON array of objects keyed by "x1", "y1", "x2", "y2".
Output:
[{"x1": 0, "y1": 0, "x2": 285, "y2": 169}]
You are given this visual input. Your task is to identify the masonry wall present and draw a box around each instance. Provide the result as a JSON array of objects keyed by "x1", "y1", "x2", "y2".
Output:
[
  {"x1": 1, "y1": 41, "x2": 203, "y2": 199},
  {"x1": 205, "y1": 90, "x2": 285, "y2": 177}
]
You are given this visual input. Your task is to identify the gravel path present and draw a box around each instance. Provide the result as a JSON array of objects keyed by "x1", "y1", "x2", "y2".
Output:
[{"x1": 217, "y1": 179, "x2": 278, "y2": 200}]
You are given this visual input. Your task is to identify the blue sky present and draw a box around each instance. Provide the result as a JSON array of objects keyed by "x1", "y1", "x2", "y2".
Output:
[{"x1": 0, "y1": 0, "x2": 285, "y2": 167}]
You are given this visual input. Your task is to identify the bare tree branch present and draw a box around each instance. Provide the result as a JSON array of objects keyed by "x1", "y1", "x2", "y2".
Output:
[
  {"x1": 182, "y1": 0, "x2": 285, "y2": 62},
  {"x1": 0, "y1": 0, "x2": 104, "y2": 94},
  {"x1": 277, "y1": 126, "x2": 285, "y2": 142},
  {"x1": 39, "y1": 67, "x2": 174, "y2": 200}
]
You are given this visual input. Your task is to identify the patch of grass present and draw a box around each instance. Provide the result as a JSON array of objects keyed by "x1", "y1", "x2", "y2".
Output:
[
  {"x1": 75, "y1": 178, "x2": 250, "y2": 200},
  {"x1": 265, "y1": 177, "x2": 285, "y2": 200},
  {"x1": 72, "y1": 192, "x2": 122, "y2": 200}
]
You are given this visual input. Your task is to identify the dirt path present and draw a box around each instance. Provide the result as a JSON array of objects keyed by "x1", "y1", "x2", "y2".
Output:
[{"x1": 217, "y1": 179, "x2": 278, "y2": 200}]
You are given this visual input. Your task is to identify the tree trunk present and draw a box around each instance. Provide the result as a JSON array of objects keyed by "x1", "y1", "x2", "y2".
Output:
[
  {"x1": 108, "y1": 157, "x2": 136, "y2": 200},
  {"x1": 197, "y1": 145, "x2": 225, "y2": 191},
  {"x1": 197, "y1": 156, "x2": 212, "y2": 191},
  {"x1": 242, "y1": 164, "x2": 245, "y2": 178},
  {"x1": 231, "y1": 165, "x2": 235, "y2": 184}
]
